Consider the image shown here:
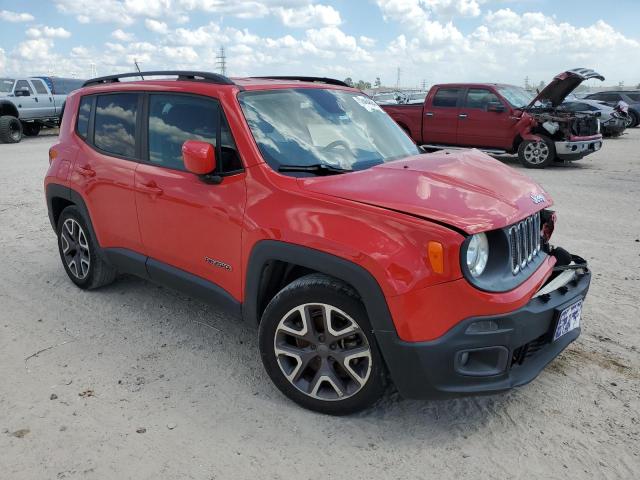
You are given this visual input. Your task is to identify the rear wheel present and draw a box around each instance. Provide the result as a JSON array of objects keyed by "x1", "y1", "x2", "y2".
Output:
[
  {"x1": 22, "y1": 122, "x2": 41, "y2": 137},
  {"x1": 57, "y1": 206, "x2": 117, "y2": 290},
  {"x1": 628, "y1": 110, "x2": 639, "y2": 128},
  {"x1": 259, "y1": 274, "x2": 386, "y2": 415},
  {"x1": 518, "y1": 135, "x2": 555, "y2": 169},
  {"x1": 0, "y1": 116, "x2": 23, "y2": 143}
]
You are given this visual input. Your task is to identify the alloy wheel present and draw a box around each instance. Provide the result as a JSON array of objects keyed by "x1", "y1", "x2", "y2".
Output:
[
  {"x1": 273, "y1": 303, "x2": 372, "y2": 401},
  {"x1": 523, "y1": 141, "x2": 549, "y2": 165},
  {"x1": 60, "y1": 218, "x2": 91, "y2": 279}
]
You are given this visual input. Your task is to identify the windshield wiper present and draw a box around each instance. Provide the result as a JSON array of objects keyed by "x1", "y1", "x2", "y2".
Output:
[{"x1": 278, "y1": 164, "x2": 353, "y2": 175}]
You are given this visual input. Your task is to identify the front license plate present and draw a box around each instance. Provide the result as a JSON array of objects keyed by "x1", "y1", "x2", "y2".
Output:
[{"x1": 553, "y1": 300, "x2": 582, "y2": 341}]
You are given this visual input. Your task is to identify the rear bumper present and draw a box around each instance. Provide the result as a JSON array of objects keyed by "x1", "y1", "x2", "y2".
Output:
[
  {"x1": 555, "y1": 137, "x2": 602, "y2": 160},
  {"x1": 377, "y1": 267, "x2": 591, "y2": 399}
]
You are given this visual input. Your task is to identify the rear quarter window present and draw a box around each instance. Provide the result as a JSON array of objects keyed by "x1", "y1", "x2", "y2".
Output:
[{"x1": 76, "y1": 97, "x2": 92, "y2": 140}]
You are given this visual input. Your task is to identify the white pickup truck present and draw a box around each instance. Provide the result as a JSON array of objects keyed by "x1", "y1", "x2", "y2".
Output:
[{"x1": 0, "y1": 77, "x2": 81, "y2": 143}]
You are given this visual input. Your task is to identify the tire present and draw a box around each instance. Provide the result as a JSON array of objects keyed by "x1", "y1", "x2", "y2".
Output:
[
  {"x1": 628, "y1": 110, "x2": 639, "y2": 128},
  {"x1": 22, "y1": 122, "x2": 41, "y2": 137},
  {"x1": 0, "y1": 115, "x2": 23, "y2": 143},
  {"x1": 259, "y1": 273, "x2": 386, "y2": 415},
  {"x1": 518, "y1": 135, "x2": 555, "y2": 169},
  {"x1": 57, "y1": 206, "x2": 117, "y2": 290}
]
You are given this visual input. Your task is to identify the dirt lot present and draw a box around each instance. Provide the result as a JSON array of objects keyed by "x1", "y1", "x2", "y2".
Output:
[{"x1": 1, "y1": 129, "x2": 639, "y2": 479}]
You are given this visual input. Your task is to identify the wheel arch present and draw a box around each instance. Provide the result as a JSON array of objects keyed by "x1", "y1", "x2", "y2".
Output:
[
  {"x1": 46, "y1": 184, "x2": 97, "y2": 240},
  {"x1": 243, "y1": 240, "x2": 397, "y2": 336},
  {"x1": 0, "y1": 100, "x2": 19, "y2": 118}
]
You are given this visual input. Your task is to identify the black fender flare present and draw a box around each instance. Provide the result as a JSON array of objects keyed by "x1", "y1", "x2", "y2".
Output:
[
  {"x1": 0, "y1": 100, "x2": 19, "y2": 118},
  {"x1": 243, "y1": 240, "x2": 397, "y2": 335}
]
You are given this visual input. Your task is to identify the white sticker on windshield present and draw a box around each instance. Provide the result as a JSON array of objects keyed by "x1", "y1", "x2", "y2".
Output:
[{"x1": 353, "y1": 95, "x2": 383, "y2": 112}]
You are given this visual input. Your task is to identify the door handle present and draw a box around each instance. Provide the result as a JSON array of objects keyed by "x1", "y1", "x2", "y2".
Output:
[
  {"x1": 425, "y1": 112, "x2": 434, "y2": 117},
  {"x1": 76, "y1": 165, "x2": 96, "y2": 177},
  {"x1": 34, "y1": 97, "x2": 39, "y2": 102},
  {"x1": 458, "y1": 113, "x2": 468, "y2": 119},
  {"x1": 139, "y1": 181, "x2": 163, "y2": 196}
]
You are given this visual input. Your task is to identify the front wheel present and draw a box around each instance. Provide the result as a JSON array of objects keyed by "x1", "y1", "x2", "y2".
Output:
[
  {"x1": 259, "y1": 274, "x2": 386, "y2": 415},
  {"x1": 518, "y1": 135, "x2": 555, "y2": 169},
  {"x1": 0, "y1": 115, "x2": 23, "y2": 143}
]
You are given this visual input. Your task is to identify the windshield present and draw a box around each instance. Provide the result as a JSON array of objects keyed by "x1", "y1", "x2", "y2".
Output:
[
  {"x1": 239, "y1": 88, "x2": 420, "y2": 172},
  {"x1": 496, "y1": 86, "x2": 534, "y2": 109},
  {"x1": 0, "y1": 78, "x2": 15, "y2": 93}
]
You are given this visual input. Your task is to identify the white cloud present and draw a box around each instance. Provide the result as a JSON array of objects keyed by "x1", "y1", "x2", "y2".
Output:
[
  {"x1": 15, "y1": 38, "x2": 55, "y2": 61},
  {"x1": 26, "y1": 26, "x2": 72, "y2": 39},
  {"x1": 0, "y1": 48, "x2": 5, "y2": 71},
  {"x1": 112, "y1": 29, "x2": 134, "y2": 41},
  {"x1": 145, "y1": 18, "x2": 168, "y2": 34},
  {"x1": 274, "y1": 4, "x2": 341, "y2": 28},
  {"x1": 359, "y1": 36, "x2": 376, "y2": 48},
  {"x1": 0, "y1": 10, "x2": 35, "y2": 22}
]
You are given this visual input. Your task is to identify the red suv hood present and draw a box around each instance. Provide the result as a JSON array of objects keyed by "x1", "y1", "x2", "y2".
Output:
[
  {"x1": 298, "y1": 150, "x2": 552, "y2": 234},
  {"x1": 528, "y1": 68, "x2": 604, "y2": 108}
]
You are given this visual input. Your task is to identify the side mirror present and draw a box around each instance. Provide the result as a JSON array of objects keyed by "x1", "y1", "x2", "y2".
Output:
[
  {"x1": 182, "y1": 140, "x2": 216, "y2": 175},
  {"x1": 15, "y1": 88, "x2": 30, "y2": 97},
  {"x1": 487, "y1": 101, "x2": 505, "y2": 113}
]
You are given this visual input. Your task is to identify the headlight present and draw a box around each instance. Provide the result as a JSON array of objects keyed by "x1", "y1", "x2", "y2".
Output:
[{"x1": 466, "y1": 233, "x2": 489, "y2": 277}]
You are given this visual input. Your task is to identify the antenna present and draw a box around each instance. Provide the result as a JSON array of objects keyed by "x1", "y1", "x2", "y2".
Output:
[
  {"x1": 134, "y1": 59, "x2": 144, "y2": 80},
  {"x1": 216, "y1": 47, "x2": 227, "y2": 76}
]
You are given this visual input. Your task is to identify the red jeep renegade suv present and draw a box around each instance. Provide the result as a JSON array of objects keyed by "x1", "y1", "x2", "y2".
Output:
[{"x1": 45, "y1": 71, "x2": 591, "y2": 415}]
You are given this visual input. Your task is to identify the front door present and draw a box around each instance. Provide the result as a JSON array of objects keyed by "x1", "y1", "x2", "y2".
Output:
[
  {"x1": 13, "y1": 80, "x2": 38, "y2": 119},
  {"x1": 421, "y1": 87, "x2": 462, "y2": 145},
  {"x1": 456, "y1": 88, "x2": 513, "y2": 150},
  {"x1": 134, "y1": 93, "x2": 246, "y2": 299}
]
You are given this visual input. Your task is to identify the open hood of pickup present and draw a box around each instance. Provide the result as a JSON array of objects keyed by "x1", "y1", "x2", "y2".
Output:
[
  {"x1": 298, "y1": 150, "x2": 552, "y2": 235},
  {"x1": 528, "y1": 68, "x2": 604, "y2": 108}
]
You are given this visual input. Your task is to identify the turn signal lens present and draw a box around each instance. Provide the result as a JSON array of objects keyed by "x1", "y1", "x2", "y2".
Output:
[
  {"x1": 428, "y1": 241, "x2": 444, "y2": 274},
  {"x1": 48, "y1": 148, "x2": 58, "y2": 165}
]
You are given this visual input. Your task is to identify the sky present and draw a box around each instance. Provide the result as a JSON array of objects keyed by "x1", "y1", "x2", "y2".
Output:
[{"x1": 0, "y1": 0, "x2": 639, "y2": 88}]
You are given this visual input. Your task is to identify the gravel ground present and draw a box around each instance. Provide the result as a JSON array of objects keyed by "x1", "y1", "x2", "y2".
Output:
[{"x1": 1, "y1": 129, "x2": 639, "y2": 479}]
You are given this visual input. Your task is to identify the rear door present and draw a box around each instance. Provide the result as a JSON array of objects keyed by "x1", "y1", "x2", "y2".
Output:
[
  {"x1": 29, "y1": 79, "x2": 55, "y2": 117},
  {"x1": 456, "y1": 88, "x2": 513, "y2": 149},
  {"x1": 421, "y1": 87, "x2": 462, "y2": 145},
  {"x1": 134, "y1": 93, "x2": 246, "y2": 299},
  {"x1": 69, "y1": 92, "x2": 144, "y2": 253}
]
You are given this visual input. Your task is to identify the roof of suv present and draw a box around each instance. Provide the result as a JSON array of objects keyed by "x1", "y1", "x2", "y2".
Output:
[{"x1": 80, "y1": 71, "x2": 354, "y2": 92}]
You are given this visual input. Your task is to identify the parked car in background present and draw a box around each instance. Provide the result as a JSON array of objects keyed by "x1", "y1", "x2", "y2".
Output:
[
  {"x1": 372, "y1": 91, "x2": 401, "y2": 105},
  {"x1": 562, "y1": 96, "x2": 627, "y2": 137},
  {"x1": 34, "y1": 76, "x2": 85, "y2": 96},
  {"x1": 382, "y1": 68, "x2": 604, "y2": 168},
  {"x1": 584, "y1": 90, "x2": 640, "y2": 127},
  {"x1": 45, "y1": 71, "x2": 591, "y2": 414},
  {"x1": 0, "y1": 76, "x2": 75, "y2": 143}
]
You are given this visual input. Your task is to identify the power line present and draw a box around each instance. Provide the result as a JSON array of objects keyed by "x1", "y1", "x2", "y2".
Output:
[{"x1": 216, "y1": 46, "x2": 227, "y2": 76}]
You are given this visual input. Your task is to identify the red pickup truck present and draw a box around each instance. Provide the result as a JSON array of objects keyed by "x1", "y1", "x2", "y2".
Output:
[{"x1": 382, "y1": 69, "x2": 604, "y2": 168}]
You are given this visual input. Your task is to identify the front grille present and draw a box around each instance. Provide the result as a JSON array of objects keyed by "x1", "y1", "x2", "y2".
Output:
[
  {"x1": 511, "y1": 333, "x2": 549, "y2": 367},
  {"x1": 508, "y1": 212, "x2": 541, "y2": 275}
]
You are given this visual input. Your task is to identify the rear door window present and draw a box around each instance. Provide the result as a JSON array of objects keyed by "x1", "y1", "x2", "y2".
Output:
[
  {"x1": 94, "y1": 94, "x2": 138, "y2": 158},
  {"x1": 433, "y1": 88, "x2": 460, "y2": 108},
  {"x1": 31, "y1": 79, "x2": 49, "y2": 95},
  {"x1": 147, "y1": 94, "x2": 241, "y2": 172}
]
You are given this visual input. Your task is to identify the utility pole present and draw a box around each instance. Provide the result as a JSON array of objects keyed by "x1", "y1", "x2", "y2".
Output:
[
  {"x1": 421, "y1": 79, "x2": 427, "y2": 91},
  {"x1": 89, "y1": 62, "x2": 97, "y2": 78},
  {"x1": 396, "y1": 67, "x2": 401, "y2": 89},
  {"x1": 524, "y1": 76, "x2": 530, "y2": 90},
  {"x1": 216, "y1": 46, "x2": 227, "y2": 76}
]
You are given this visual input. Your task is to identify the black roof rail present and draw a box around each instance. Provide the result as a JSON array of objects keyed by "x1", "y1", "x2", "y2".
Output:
[
  {"x1": 82, "y1": 70, "x2": 235, "y2": 87},
  {"x1": 251, "y1": 76, "x2": 350, "y2": 88}
]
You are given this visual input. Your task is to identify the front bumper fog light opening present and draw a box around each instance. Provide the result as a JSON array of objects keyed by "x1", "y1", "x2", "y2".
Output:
[{"x1": 455, "y1": 346, "x2": 509, "y2": 377}]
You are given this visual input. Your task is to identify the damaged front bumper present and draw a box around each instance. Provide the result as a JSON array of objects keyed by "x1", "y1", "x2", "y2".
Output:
[
  {"x1": 555, "y1": 135, "x2": 602, "y2": 160},
  {"x1": 377, "y1": 256, "x2": 591, "y2": 399}
]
